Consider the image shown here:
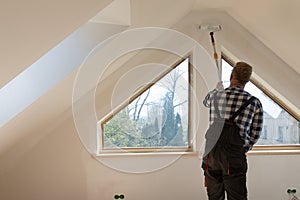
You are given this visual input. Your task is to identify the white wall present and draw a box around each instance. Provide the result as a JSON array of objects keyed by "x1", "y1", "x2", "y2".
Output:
[
  {"x1": 0, "y1": 110, "x2": 299, "y2": 200},
  {"x1": 248, "y1": 154, "x2": 300, "y2": 199},
  {"x1": 0, "y1": 110, "x2": 206, "y2": 200}
]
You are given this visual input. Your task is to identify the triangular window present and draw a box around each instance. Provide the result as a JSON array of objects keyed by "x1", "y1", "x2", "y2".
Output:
[
  {"x1": 222, "y1": 57, "x2": 300, "y2": 148},
  {"x1": 99, "y1": 58, "x2": 192, "y2": 153}
]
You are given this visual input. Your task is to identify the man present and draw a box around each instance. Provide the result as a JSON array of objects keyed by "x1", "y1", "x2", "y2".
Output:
[{"x1": 202, "y1": 62, "x2": 263, "y2": 200}]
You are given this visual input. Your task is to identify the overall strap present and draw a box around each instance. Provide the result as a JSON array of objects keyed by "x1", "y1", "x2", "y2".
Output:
[{"x1": 229, "y1": 96, "x2": 256, "y2": 121}]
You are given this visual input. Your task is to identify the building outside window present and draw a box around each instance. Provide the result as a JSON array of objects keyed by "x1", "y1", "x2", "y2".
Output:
[
  {"x1": 222, "y1": 58, "x2": 300, "y2": 147},
  {"x1": 261, "y1": 125, "x2": 268, "y2": 140}
]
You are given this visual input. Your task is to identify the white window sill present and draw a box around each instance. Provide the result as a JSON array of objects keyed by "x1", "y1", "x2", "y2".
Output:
[
  {"x1": 248, "y1": 149, "x2": 300, "y2": 155},
  {"x1": 94, "y1": 151, "x2": 198, "y2": 157}
]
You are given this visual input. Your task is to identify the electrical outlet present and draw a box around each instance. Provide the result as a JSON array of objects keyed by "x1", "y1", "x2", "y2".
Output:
[
  {"x1": 287, "y1": 188, "x2": 297, "y2": 194},
  {"x1": 287, "y1": 188, "x2": 299, "y2": 200},
  {"x1": 114, "y1": 194, "x2": 125, "y2": 199}
]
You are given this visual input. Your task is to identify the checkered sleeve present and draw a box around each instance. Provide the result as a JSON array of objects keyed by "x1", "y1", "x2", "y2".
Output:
[
  {"x1": 247, "y1": 99, "x2": 264, "y2": 150},
  {"x1": 203, "y1": 90, "x2": 214, "y2": 107},
  {"x1": 203, "y1": 89, "x2": 222, "y2": 108}
]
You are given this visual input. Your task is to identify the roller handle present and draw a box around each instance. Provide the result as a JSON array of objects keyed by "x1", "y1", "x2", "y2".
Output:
[
  {"x1": 209, "y1": 32, "x2": 221, "y2": 79},
  {"x1": 210, "y1": 32, "x2": 215, "y2": 43}
]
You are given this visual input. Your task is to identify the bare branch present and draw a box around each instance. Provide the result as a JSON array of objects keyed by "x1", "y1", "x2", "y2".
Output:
[
  {"x1": 136, "y1": 89, "x2": 151, "y2": 121},
  {"x1": 174, "y1": 100, "x2": 188, "y2": 108}
]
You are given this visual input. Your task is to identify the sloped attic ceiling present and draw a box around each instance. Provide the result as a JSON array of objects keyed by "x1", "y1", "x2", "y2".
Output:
[
  {"x1": 0, "y1": 0, "x2": 114, "y2": 88},
  {"x1": 0, "y1": 0, "x2": 299, "y2": 157},
  {"x1": 194, "y1": 0, "x2": 300, "y2": 74},
  {"x1": 128, "y1": 0, "x2": 300, "y2": 74},
  {"x1": 1, "y1": 0, "x2": 299, "y2": 88}
]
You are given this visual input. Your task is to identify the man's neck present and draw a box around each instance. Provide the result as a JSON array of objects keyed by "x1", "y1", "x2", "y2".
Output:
[{"x1": 230, "y1": 80, "x2": 245, "y2": 89}]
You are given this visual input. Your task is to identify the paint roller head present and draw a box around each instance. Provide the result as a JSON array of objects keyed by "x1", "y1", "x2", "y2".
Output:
[{"x1": 199, "y1": 24, "x2": 222, "y2": 32}]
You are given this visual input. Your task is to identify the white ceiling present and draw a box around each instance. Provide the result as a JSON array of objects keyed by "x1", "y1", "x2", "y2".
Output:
[
  {"x1": 0, "y1": 0, "x2": 114, "y2": 88},
  {"x1": 195, "y1": 0, "x2": 300, "y2": 74},
  {"x1": 1, "y1": 0, "x2": 299, "y2": 89}
]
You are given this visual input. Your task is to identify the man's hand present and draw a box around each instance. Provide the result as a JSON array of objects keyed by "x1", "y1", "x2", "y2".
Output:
[{"x1": 216, "y1": 81, "x2": 224, "y2": 90}]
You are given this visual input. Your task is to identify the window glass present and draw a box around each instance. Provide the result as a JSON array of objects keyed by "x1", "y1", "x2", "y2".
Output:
[
  {"x1": 222, "y1": 59, "x2": 300, "y2": 146},
  {"x1": 101, "y1": 58, "x2": 190, "y2": 151}
]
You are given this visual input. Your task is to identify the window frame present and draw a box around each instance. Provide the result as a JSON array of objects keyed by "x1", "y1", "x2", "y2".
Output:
[
  {"x1": 98, "y1": 56, "x2": 194, "y2": 154},
  {"x1": 222, "y1": 53, "x2": 300, "y2": 153}
]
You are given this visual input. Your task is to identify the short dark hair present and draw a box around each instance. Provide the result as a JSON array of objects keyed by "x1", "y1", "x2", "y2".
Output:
[{"x1": 232, "y1": 62, "x2": 252, "y2": 85}]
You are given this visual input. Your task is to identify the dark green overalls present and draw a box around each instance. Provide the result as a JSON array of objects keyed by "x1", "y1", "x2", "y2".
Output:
[{"x1": 202, "y1": 96, "x2": 255, "y2": 200}]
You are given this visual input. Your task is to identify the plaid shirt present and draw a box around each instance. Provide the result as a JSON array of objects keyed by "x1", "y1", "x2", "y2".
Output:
[{"x1": 203, "y1": 86, "x2": 264, "y2": 152}]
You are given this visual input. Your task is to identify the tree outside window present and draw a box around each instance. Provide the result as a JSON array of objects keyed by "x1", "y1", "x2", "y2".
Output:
[{"x1": 101, "y1": 58, "x2": 190, "y2": 151}]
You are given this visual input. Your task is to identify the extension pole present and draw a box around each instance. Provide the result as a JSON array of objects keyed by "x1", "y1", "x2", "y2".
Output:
[{"x1": 209, "y1": 32, "x2": 222, "y2": 80}]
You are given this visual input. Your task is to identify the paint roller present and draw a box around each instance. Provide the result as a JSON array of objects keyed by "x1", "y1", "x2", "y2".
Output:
[{"x1": 199, "y1": 24, "x2": 222, "y2": 80}]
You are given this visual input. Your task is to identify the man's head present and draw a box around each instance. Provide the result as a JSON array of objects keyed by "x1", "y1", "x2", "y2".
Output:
[{"x1": 230, "y1": 62, "x2": 252, "y2": 87}]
